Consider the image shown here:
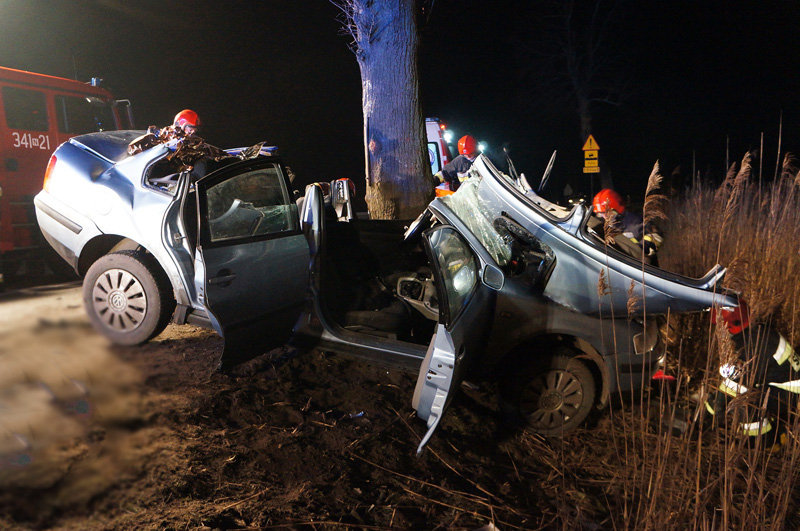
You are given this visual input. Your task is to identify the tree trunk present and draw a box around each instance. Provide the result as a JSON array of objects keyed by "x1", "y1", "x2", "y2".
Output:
[{"x1": 352, "y1": 0, "x2": 432, "y2": 219}]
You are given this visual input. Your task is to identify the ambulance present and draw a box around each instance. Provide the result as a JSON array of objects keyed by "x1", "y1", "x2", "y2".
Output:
[
  {"x1": 425, "y1": 117, "x2": 453, "y2": 176},
  {"x1": 0, "y1": 66, "x2": 133, "y2": 282}
]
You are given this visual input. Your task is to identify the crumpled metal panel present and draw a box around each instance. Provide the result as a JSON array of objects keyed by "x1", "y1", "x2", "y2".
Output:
[
  {"x1": 128, "y1": 125, "x2": 231, "y2": 171},
  {"x1": 447, "y1": 156, "x2": 738, "y2": 316}
]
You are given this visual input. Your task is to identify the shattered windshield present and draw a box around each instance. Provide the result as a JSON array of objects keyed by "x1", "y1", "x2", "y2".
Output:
[{"x1": 439, "y1": 173, "x2": 513, "y2": 267}]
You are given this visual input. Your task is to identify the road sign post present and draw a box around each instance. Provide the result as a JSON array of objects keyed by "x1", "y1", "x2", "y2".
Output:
[
  {"x1": 582, "y1": 134, "x2": 600, "y2": 199},
  {"x1": 582, "y1": 135, "x2": 600, "y2": 174}
]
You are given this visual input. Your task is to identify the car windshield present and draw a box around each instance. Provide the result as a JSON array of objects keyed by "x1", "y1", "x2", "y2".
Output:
[{"x1": 439, "y1": 174, "x2": 513, "y2": 267}]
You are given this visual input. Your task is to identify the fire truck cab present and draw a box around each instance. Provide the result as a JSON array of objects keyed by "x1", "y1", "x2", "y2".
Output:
[{"x1": 0, "y1": 66, "x2": 133, "y2": 283}]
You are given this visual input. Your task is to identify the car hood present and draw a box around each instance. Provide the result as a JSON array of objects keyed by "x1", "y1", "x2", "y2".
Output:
[{"x1": 430, "y1": 155, "x2": 738, "y2": 316}]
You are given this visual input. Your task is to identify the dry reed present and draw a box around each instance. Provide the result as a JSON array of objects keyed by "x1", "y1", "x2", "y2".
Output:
[{"x1": 535, "y1": 152, "x2": 800, "y2": 529}]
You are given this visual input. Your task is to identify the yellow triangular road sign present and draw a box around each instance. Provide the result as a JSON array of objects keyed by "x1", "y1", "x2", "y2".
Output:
[{"x1": 582, "y1": 135, "x2": 599, "y2": 151}]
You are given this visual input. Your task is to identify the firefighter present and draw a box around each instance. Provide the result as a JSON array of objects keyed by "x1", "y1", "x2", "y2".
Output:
[
  {"x1": 591, "y1": 188, "x2": 663, "y2": 264},
  {"x1": 172, "y1": 109, "x2": 200, "y2": 136},
  {"x1": 433, "y1": 134, "x2": 480, "y2": 192},
  {"x1": 705, "y1": 303, "x2": 799, "y2": 450}
]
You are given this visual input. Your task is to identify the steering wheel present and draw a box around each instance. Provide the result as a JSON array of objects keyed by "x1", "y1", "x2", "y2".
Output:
[{"x1": 210, "y1": 198, "x2": 242, "y2": 224}]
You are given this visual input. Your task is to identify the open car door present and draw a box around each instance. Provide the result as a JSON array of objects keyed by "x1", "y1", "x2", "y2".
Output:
[
  {"x1": 191, "y1": 158, "x2": 309, "y2": 370},
  {"x1": 412, "y1": 225, "x2": 500, "y2": 455}
]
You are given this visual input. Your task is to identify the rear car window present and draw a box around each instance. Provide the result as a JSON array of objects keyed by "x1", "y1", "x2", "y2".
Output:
[
  {"x1": 2, "y1": 86, "x2": 48, "y2": 131},
  {"x1": 55, "y1": 95, "x2": 116, "y2": 134}
]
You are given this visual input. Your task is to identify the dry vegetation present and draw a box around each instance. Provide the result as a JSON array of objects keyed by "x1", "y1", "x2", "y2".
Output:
[{"x1": 581, "y1": 152, "x2": 800, "y2": 529}]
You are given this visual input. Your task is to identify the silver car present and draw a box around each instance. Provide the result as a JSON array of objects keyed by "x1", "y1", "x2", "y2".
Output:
[{"x1": 35, "y1": 131, "x2": 738, "y2": 453}]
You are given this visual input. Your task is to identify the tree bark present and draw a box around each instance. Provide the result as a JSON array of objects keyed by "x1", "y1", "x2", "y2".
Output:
[{"x1": 346, "y1": 0, "x2": 432, "y2": 220}]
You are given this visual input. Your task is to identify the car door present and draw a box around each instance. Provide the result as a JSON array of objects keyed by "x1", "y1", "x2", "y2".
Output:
[
  {"x1": 411, "y1": 224, "x2": 501, "y2": 454},
  {"x1": 191, "y1": 158, "x2": 309, "y2": 370}
]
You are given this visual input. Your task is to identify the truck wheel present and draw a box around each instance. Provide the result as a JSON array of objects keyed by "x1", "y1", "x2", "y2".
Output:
[
  {"x1": 505, "y1": 351, "x2": 596, "y2": 437},
  {"x1": 82, "y1": 251, "x2": 175, "y2": 345}
]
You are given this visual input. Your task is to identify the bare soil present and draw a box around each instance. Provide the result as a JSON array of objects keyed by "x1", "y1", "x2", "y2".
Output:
[{"x1": 0, "y1": 283, "x2": 579, "y2": 530}]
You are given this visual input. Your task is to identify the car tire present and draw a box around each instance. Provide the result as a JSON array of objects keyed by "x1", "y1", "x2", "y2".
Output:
[
  {"x1": 505, "y1": 350, "x2": 596, "y2": 437},
  {"x1": 82, "y1": 251, "x2": 175, "y2": 346}
]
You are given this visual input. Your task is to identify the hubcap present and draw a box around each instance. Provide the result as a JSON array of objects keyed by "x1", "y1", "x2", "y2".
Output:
[
  {"x1": 92, "y1": 268, "x2": 147, "y2": 332},
  {"x1": 522, "y1": 369, "x2": 584, "y2": 430}
]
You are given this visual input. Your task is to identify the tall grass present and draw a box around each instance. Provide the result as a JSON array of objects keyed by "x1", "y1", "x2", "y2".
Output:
[
  {"x1": 660, "y1": 152, "x2": 800, "y2": 341},
  {"x1": 530, "y1": 153, "x2": 800, "y2": 528}
]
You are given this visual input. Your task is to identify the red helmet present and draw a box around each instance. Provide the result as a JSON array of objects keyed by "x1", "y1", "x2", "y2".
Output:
[
  {"x1": 592, "y1": 189, "x2": 625, "y2": 214},
  {"x1": 173, "y1": 109, "x2": 200, "y2": 129},
  {"x1": 457, "y1": 135, "x2": 478, "y2": 156}
]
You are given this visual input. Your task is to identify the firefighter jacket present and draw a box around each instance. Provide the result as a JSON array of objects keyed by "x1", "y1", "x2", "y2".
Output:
[
  {"x1": 434, "y1": 154, "x2": 476, "y2": 191},
  {"x1": 706, "y1": 323, "x2": 798, "y2": 436}
]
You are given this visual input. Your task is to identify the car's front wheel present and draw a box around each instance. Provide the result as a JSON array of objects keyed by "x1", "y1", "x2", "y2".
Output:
[
  {"x1": 504, "y1": 350, "x2": 596, "y2": 437},
  {"x1": 82, "y1": 251, "x2": 175, "y2": 345}
]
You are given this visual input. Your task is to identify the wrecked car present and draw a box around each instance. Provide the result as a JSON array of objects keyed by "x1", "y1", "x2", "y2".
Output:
[{"x1": 34, "y1": 130, "x2": 739, "y2": 453}]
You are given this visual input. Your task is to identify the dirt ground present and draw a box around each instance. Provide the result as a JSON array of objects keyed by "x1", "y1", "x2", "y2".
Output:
[{"x1": 0, "y1": 282, "x2": 585, "y2": 530}]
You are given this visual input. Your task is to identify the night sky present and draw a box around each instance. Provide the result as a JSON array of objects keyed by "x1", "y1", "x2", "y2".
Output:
[{"x1": 1, "y1": 0, "x2": 798, "y2": 202}]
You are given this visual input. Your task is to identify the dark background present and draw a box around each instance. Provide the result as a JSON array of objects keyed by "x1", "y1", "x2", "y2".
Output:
[{"x1": 1, "y1": 0, "x2": 798, "y2": 202}]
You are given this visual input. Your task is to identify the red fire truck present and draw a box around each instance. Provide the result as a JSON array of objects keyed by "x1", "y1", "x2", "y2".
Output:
[{"x1": 0, "y1": 66, "x2": 133, "y2": 283}]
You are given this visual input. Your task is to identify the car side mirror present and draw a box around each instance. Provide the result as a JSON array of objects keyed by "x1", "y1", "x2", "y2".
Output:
[{"x1": 482, "y1": 264, "x2": 504, "y2": 290}]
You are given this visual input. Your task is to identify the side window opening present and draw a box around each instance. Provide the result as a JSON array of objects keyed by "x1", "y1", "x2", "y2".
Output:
[
  {"x1": 2, "y1": 86, "x2": 48, "y2": 131},
  {"x1": 493, "y1": 214, "x2": 555, "y2": 287},
  {"x1": 145, "y1": 158, "x2": 181, "y2": 193}
]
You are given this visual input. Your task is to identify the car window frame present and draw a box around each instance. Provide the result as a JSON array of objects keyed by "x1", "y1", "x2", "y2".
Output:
[{"x1": 195, "y1": 157, "x2": 300, "y2": 249}]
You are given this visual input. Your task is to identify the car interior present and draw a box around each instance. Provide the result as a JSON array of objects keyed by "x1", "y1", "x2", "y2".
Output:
[
  {"x1": 312, "y1": 179, "x2": 558, "y2": 346},
  {"x1": 319, "y1": 212, "x2": 439, "y2": 346}
]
